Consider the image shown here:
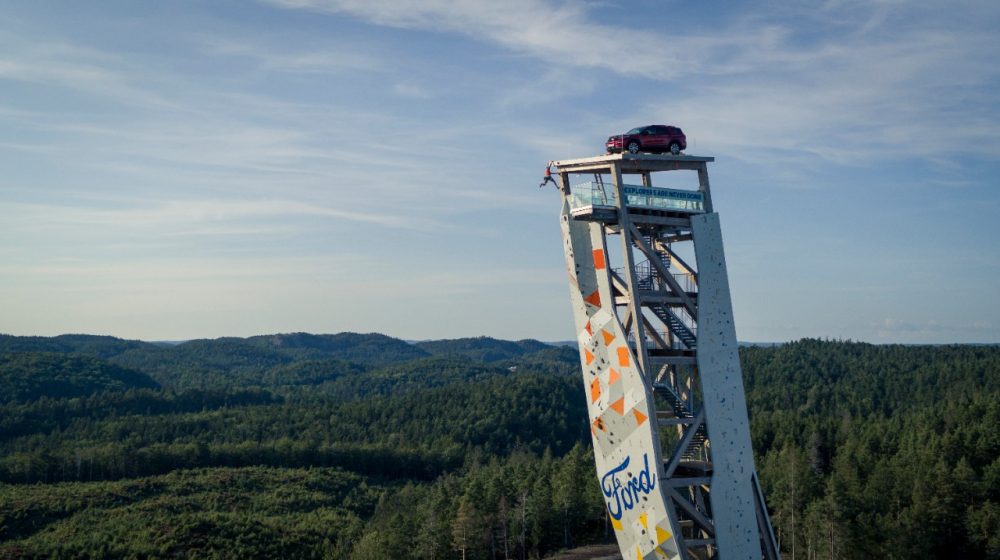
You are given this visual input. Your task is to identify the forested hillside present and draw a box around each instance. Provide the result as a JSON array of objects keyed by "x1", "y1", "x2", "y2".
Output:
[
  {"x1": 744, "y1": 341, "x2": 1000, "y2": 559},
  {"x1": 0, "y1": 352, "x2": 159, "y2": 403},
  {"x1": 0, "y1": 335, "x2": 998, "y2": 559}
]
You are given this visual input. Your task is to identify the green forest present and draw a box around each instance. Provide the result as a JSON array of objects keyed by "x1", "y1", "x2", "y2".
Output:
[{"x1": 0, "y1": 333, "x2": 998, "y2": 559}]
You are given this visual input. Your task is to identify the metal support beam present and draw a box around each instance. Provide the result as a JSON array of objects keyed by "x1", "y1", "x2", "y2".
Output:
[
  {"x1": 663, "y1": 410, "x2": 706, "y2": 479},
  {"x1": 629, "y1": 223, "x2": 698, "y2": 317},
  {"x1": 611, "y1": 164, "x2": 650, "y2": 377},
  {"x1": 667, "y1": 487, "x2": 717, "y2": 538}
]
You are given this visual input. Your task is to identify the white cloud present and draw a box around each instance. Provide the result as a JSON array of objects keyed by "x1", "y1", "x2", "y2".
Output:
[
  {"x1": 264, "y1": 0, "x2": 1000, "y2": 165},
  {"x1": 874, "y1": 317, "x2": 997, "y2": 341},
  {"x1": 392, "y1": 82, "x2": 430, "y2": 98},
  {"x1": 637, "y1": 8, "x2": 1000, "y2": 166},
  {"x1": 0, "y1": 198, "x2": 445, "y2": 234},
  {"x1": 261, "y1": 0, "x2": 729, "y2": 79},
  {"x1": 201, "y1": 36, "x2": 385, "y2": 74}
]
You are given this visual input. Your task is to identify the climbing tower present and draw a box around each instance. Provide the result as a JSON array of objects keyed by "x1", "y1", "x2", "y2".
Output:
[{"x1": 554, "y1": 153, "x2": 779, "y2": 560}]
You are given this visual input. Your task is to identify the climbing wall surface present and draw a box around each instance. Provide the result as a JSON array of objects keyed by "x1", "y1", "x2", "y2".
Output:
[
  {"x1": 560, "y1": 199, "x2": 681, "y2": 560},
  {"x1": 691, "y1": 213, "x2": 762, "y2": 560}
]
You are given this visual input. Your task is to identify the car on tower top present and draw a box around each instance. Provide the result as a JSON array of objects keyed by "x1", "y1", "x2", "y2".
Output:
[{"x1": 606, "y1": 125, "x2": 686, "y2": 155}]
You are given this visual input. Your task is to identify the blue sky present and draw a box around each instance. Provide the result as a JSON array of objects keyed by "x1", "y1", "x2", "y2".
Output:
[{"x1": 1, "y1": 0, "x2": 998, "y2": 343}]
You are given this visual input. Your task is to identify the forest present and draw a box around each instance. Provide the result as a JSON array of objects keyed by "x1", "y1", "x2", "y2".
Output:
[{"x1": 0, "y1": 333, "x2": 998, "y2": 559}]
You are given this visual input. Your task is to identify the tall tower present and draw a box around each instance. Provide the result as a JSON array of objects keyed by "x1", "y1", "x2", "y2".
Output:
[{"x1": 554, "y1": 153, "x2": 779, "y2": 560}]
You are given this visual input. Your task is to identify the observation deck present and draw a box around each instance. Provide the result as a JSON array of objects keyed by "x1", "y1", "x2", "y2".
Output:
[
  {"x1": 551, "y1": 152, "x2": 715, "y2": 173},
  {"x1": 553, "y1": 153, "x2": 716, "y2": 224},
  {"x1": 569, "y1": 182, "x2": 705, "y2": 219}
]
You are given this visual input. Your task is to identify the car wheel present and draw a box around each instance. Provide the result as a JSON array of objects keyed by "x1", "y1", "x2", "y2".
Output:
[
  {"x1": 627, "y1": 141, "x2": 641, "y2": 154},
  {"x1": 669, "y1": 142, "x2": 681, "y2": 155}
]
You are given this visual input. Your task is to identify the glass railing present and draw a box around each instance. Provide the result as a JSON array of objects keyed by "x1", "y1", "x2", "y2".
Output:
[{"x1": 570, "y1": 181, "x2": 704, "y2": 213}]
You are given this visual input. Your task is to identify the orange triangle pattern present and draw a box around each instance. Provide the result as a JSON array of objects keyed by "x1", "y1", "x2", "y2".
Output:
[
  {"x1": 608, "y1": 368, "x2": 620, "y2": 385},
  {"x1": 590, "y1": 378, "x2": 601, "y2": 403},
  {"x1": 584, "y1": 349, "x2": 595, "y2": 365},
  {"x1": 601, "y1": 329, "x2": 615, "y2": 346},
  {"x1": 617, "y1": 346, "x2": 631, "y2": 367},
  {"x1": 584, "y1": 320, "x2": 592, "y2": 336},
  {"x1": 633, "y1": 408, "x2": 648, "y2": 426},
  {"x1": 584, "y1": 290, "x2": 602, "y2": 308},
  {"x1": 592, "y1": 249, "x2": 606, "y2": 270},
  {"x1": 610, "y1": 397, "x2": 625, "y2": 415}
]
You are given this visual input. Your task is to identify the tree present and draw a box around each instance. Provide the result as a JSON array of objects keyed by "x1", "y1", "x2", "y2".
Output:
[{"x1": 452, "y1": 499, "x2": 476, "y2": 560}]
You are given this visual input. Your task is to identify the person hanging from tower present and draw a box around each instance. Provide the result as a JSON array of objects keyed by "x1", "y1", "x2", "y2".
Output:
[{"x1": 539, "y1": 164, "x2": 557, "y2": 188}]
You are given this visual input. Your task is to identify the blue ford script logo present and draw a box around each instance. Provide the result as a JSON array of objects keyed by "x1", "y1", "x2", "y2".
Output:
[{"x1": 601, "y1": 453, "x2": 657, "y2": 520}]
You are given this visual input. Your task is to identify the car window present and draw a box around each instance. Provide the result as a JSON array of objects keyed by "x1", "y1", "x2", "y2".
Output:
[
  {"x1": 651, "y1": 126, "x2": 667, "y2": 134},
  {"x1": 627, "y1": 128, "x2": 642, "y2": 134}
]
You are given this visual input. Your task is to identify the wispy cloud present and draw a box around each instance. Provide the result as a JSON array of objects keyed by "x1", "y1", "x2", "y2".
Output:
[
  {"x1": 201, "y1": 36, "x2": 385, "y2": 74},
  {"x1": 261, "y1": 0, "x2": 770, "y2": 80},
  {"x1": 265, "y1": 0, "x2": 1000, "y2": 166},
  {"x1": 0, "y1": 198, "x2": 446, "y2": 234},
  {"x1": 392, "y1": 82, "x2": 430, "y2": 99},
  {"x1": 0, "y1": 40, "x2": 184, "y2": 112},
  {"x1": 875, "y1": 317, "x2": 997, "y2": 341}
]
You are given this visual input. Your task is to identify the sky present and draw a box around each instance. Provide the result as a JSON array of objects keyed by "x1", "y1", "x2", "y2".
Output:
[{"x1": 1, "y1": 0, "x2": 998, "y2": 344}]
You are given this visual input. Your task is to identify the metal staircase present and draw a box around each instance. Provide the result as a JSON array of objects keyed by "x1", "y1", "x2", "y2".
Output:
[
  {"x1": 653, "y1": 382, "x2": 706, "y2": 462},
  {"x1": 652, "y1": 304, "x2": 698, "y2": 349}
]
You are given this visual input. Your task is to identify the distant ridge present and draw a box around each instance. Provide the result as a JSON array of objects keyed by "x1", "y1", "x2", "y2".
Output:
[
  {"x1": 246, "y1": 332, "x2": 430, "y2": 365},
  {"x1": 0, "y1": 333, "x2": 158, "y2": 358},
  {"x1": 0, "y1": 332, "x2": 574, "y2": 391},
  {"x1": 415, "y1": 336, "x2": 550, "y2": 362},
  {"x1": 0, "y1": 352, "x2": 159, "y2": 403}
]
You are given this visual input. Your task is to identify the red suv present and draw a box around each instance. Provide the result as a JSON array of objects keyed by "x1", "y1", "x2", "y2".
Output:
[{"x1": 606, "y1": 125, "x2": 686, "y2": 155}]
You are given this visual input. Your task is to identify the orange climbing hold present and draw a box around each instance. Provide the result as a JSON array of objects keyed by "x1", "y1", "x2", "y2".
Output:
[
  {"x1": 617, "y1": 346, "x2": 631, "y2": 367},
  {"x1": 610, "y1": 397, "x2": 625, "y2": 415},
  {"x1": 593, "y1": 249, "x2": 606, "y2": 269},
  {"x1": 633, "y1": 408, "x2": 648, "y2": 426},
  {"x1": 601, "y1": 329, "x2": 615, "y2": 345}
]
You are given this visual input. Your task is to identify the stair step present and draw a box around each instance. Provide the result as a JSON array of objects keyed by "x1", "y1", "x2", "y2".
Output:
[
  {"x1": 674, "y1": 460, "x2": 713, "y2": 475},
  {"x1": 651, "y1": 305, "x2": 697, "y2": 349}
]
